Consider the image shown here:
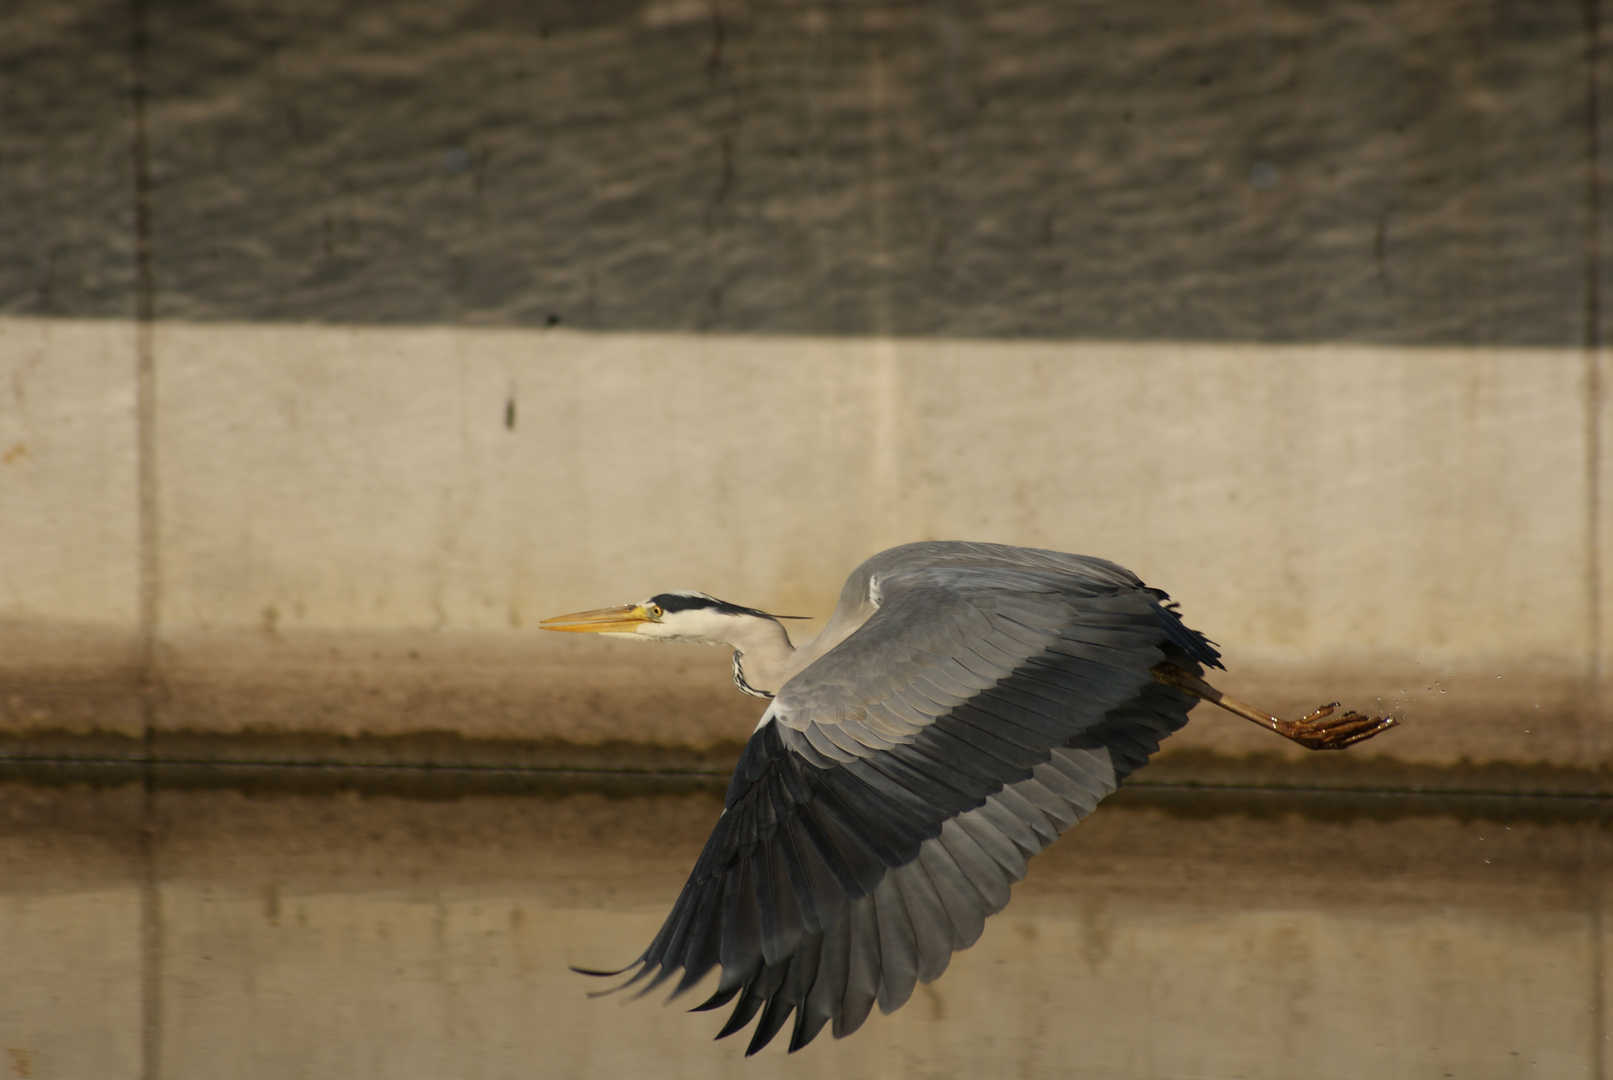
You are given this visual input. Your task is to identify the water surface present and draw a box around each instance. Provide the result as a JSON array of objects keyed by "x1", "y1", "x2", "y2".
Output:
[{"x1": 0, "y1": 782, "x2": 1600, "y2": 1078}]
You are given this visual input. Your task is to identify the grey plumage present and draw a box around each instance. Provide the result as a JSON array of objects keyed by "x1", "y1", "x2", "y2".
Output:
[{"x1": 583, "y1": 541, "x2": 1222, "y2": 1053}]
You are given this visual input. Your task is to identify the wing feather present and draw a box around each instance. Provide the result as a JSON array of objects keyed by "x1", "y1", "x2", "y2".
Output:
[
  {"x1": 1013, "y1": 775, "x2": 1081, "y2": 830},
  {"x1": 934, "y1": 817, "x2": 1013, "y2": 912},
  {"x1": 719, "y1": 858, "x2": 763, "y2": 988},
  {"x1": 951, "y1": 697, "x2": 1074, "y2": 747},
  {"x1": 1032, "y1": 757, "x2": 1103, "y2": 814},
  {"x1": 837, "y1": 717, "x2": 901, "y2": 752},
  {"x1": 926, "y1": 655, "x2": 998, "y2": 694},
  {"x1": 957, "y1": 802, "x2": 1033, "y2": 875},
  {"x1": 795, "y1": 917, "x2": 847, "y2": 1050},
  {"x1": 902, "y1": 674, "x2": 970, "y2": 711},
  {"x1": 872, "y1": 871, "x2": 920, "y2": 1013},
  {"x1": 750, "y1": 946, "x2": 817, "y2": 1055},
  {"x1": 837, "y1": 894, "x2": 882, "y2": 1037},
  {"x1": 873, "y1": 693, "x2": 937, "y2": 730},
  {"x1": 675, "y1": 877, "x2": 726, "y2": 993},
  {"x1": 859, "y1": 705, "x2": 925, "y2": 739},
  {"x1": 890, "y1": 858, "x2": 956, "y2": 983},
  {"x1": 758, "y1": 839, "x2": 805, "y2": 965},
  {"x1": 950, "y1": 644, "x2": 1016, "y2": 683},
  {"x1": 808, "y1": 777, "x2": 914, "y2": 870},
  {"x1": 888, "y1": 728, "x2": 1029, "y2": 789},
  {"x1": 964, "y1": 632, "x2": 1037, "y2": 671},
  {"x1": 803, "y1": 722, "x2": 858, "y2": 763},
  {"x1": 819, "y1": 721, "x2": 872, "y2": 758},
  {"x1": 916, "y1": 835, "x2": 989, "y2": 949},
  {"x1": 796, "y1": 799, "x2": 884, "y2": 895},
  {"x1": 991, "y1": 784, "x2": 1061, "y2": 844},
  {"x1": 781, "y1": 820, "x2": 843, "y2": 933},
  {"x1": 1047, "y1": 745, "x2": 1120, "y2": 797}
]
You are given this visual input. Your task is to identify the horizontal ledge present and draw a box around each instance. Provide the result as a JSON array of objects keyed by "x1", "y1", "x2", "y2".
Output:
[
  {"x1": 2, "y1": 314, "x2": 1594, "y2": 350},
  {"x1": 0, "y1": 731, "x2": 1609, "y2": 816}
]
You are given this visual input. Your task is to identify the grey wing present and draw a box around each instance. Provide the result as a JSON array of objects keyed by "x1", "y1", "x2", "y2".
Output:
[{"x1": 607, "y1": 559, "x2": 1221, "y2": 1055}]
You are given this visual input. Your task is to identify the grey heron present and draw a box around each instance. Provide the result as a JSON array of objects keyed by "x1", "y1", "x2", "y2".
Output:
[{"x1": 541, "y1": 541, "x2": 1397, "y2": 1054}]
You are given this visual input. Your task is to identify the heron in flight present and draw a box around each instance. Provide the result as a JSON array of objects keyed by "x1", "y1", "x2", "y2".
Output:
[{"x1": 541, "y1": 542, "x2": 1397, "y2": 1055}]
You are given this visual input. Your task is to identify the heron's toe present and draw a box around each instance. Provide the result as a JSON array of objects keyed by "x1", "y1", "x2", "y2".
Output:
[{"x1": 1276, "y1": 707, "x2": 1400, "y2": 750}]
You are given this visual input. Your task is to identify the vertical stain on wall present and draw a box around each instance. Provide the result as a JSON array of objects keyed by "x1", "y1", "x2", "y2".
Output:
[
  {"x1": 127, "y1": 3, "x2": 165, "y2": 1079},
  {"x1": 1582, "y1": 0, "x2": 1605, "y2": 776}
]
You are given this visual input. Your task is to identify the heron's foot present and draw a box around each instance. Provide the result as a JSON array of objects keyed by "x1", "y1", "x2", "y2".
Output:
[
  {"x1": 1148, "y1": 663, "x2": 1403, "y2": 750},
  {"x1": 1272, "y1": 704, "x2": 1399, "y2": 751}
]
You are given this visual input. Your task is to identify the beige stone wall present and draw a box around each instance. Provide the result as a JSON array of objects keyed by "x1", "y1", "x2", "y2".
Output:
[{"x1": 0, "y1": 314, "x2": 1599, "y2": 766}]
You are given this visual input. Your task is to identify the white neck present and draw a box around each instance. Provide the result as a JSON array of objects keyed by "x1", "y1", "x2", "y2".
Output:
[
  {"x1": 642, "y1": 608, "x2": 800, "y2": 696},
  {"x1": 640, "y1": 588, "x2": 880, "y2": 698},
  {"x1": 718, "y1": 616, "x2": 798, "y2": 696}
]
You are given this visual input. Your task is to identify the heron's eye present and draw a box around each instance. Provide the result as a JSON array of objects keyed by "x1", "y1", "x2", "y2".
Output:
[{"x1": 648, "y1": 604, "x2": 663, "y2": 618}]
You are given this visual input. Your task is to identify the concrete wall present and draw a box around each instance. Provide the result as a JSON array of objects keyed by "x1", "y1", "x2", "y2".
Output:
[
  {"x1": 1, "y1": 317, "x2": 1599, "y2": 767},
  {"x1": 1, "y1": 0, "x2": 1607, "y2": 768}
]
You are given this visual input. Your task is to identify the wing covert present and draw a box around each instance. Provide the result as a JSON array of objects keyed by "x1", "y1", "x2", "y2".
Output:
[{"x1": 770, "y1": 565, "x2": 1190, "y2": 760}]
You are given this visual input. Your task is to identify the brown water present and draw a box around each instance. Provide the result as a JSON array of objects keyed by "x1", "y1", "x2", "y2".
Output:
[{"x1": 0, "y1": 781, "x2": 1601, "y2": 1079}]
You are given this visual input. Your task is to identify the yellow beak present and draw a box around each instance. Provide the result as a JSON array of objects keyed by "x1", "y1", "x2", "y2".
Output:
[{"x1": 539, "y1": 604, "x2": 655, "y2": 633}]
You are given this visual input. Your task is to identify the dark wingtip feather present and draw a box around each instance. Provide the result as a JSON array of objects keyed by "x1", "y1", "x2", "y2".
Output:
[
  {"x1": 788, "y1": 1004, "x2": 831, "y2": 1052},
  {"x1": 576, "y1": 964, "x2": 653, "y2": 1000},
  {"x1": 573, "y1": 955, "x2": 664, "y2": 999},
  {"x1": 746, "y1": 993, "x2": 797, "y2": 1056},
  {"x1": 629, "y1": 962, "x2": 683, "y2": 1001},
  {"x1": 668, "y1": 960, "x2": 716, "y2": 1001},
  {"x1": 570, "y1": 961, "x2": 640, "y2": 978},
  {"x1": 715, "y1": 986, "x2": 767, "y2": 1040},
  {"x1": 1148, "y1": 597, "x2": 1223, "y2": 670},
  {"x1": 690, "y1": 981, "x2": 743, "y2": 1013}
]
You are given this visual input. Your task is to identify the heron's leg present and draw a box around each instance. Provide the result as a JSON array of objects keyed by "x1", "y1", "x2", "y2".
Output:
[{"x1": 1149, "y1": 663, "x2": 1399, "y2": 751}]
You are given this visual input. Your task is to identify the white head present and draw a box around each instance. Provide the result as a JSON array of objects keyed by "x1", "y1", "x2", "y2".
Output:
[
  {"x1": 539, "y1": 591, "x2": 802, "y2": 646},
  {"x1": 542, "y1": 591, "x2": 810, "y2": 698}
]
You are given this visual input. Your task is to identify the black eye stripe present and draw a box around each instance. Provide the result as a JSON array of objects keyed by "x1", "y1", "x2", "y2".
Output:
[{"x1": 649, "y1": 593, "x2": 782, "y2": 620}]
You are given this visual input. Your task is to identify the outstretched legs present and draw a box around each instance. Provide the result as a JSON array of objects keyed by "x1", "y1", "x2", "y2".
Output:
[{"x1": 1150, "y1": 663, "x2": 1399, "y2": 751}]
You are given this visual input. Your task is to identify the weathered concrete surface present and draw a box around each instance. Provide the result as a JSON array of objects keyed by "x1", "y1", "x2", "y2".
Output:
[
  {"x1": 0, "y1": 319, "x2": 141, "y2": 668},
  {"x1": 0, "y1": 316, "x2": 1597, "y2": 765},
  {"x1": 1, "y1": 0, "x2": 1608, "y2": 770},
  {"x1": 0, "y1": 0, "x2": 138, "y2": 321},
  {"x1": 0, "y1": 0, "x2": 1594, "y2": 345},
  {"x1": 0, "y1": 318, "x2": 147, "y2": 738},
  {"x1": 0, "y1": 317, "x2": 1601, "y2": 766},
  {"x1": 0, "y1": 783, "x2": 1603, "y2": 1079}
]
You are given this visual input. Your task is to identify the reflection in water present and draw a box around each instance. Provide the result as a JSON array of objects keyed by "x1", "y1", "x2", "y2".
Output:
[{"x1": 0, "y1": 781, "x2": 1601, "y2": 1078}]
